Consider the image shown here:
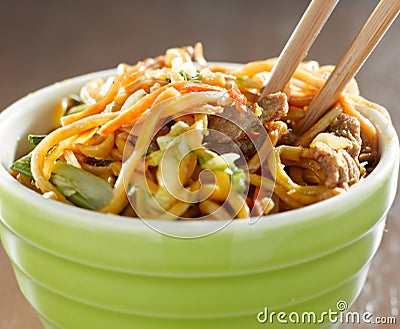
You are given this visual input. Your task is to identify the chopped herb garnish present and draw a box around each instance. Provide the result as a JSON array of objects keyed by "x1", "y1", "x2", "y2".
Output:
[
  {"x1": 65, "y1": 103, "x2": 89, "y2": 116},
  {"x1": 179, "y1": 70, "x2": 188, "y2": 81},
  {"x1": 178, "y1": 70, "x2": 201, "y2": 83},
  {"x1": 28, "y1": 134, "x2": 46, "y2": 146},
  {"x1": 189, "y1": 71, "x2": 201, "y2": 83},
  {"x1": 230, "y1": 165, "x2": 247, "y2": 194},
  {"x1": 10, "y1": 152, "x2": 33, "y2": 179},
  {"x1": 10, "y1": 134, "x2": 48, "y2": 178}
]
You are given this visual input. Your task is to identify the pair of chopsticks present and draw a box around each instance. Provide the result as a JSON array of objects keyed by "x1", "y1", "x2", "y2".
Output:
[{"x1": 258, "y1": 0, "x2": 400, "y2": 138}]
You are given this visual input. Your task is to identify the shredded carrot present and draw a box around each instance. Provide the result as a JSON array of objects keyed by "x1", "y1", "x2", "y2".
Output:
[
  {"x1": 61, "y1": 62, "x2": 152, "y2": 126},
  {"x1": 98, "y1": 82, "x2": 226, "y2": 136},
  {"x1": 228, "y1": 83, "x2": 247, "y2": 111},
  {"x1": 61, "y1": 78, "x2": 121, "y2": 126},
  {"x1": 99, "y1": 86, "x2": 168, "y2": 136},
  {"x1": 175, "y1": 81, "x2": 224, "y2": 94},
  {"x1": 345, "y1": 93, "x2": 391, "y2": 122}
]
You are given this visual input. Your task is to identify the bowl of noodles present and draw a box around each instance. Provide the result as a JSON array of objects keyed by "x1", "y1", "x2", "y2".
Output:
[{"x1": 0, "y1": 44, "x2": 398, "y2": 329}]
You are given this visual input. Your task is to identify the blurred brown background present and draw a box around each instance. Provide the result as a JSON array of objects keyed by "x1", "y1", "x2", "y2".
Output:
[{"x1": 0, "y1": 0, "x2": 399, "y2": 328}]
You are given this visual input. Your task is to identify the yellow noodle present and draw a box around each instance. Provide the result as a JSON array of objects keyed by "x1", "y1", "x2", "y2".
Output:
[
  {"x1": 163, "y1": 201, "x2": 192, "y2": 219},
  {"x1": 199, "y1": 200, "x2": 231, "y2": 220},
  {"x1": 64, "y1": 149, "x2": 82, "y2": 168},
  {"x1": 43, "y1": 137, "x2": 76, "y2": 179},
  {"x1": 109, "y1": 161, "x2": 122, "y2": 177},
  {"x1": 31, "y1": 113, "x2": 117, "y2": 203},
  {"x1": 80, "y1": 162, "x2": 113, "y2": 177},
  {"x1": 18, "y1": 45, "x2": 384, "y2": 219},
  {"x1": 248, "y1": 121, "x2": 286, "y2": 172},
  {"x1": 110, "y1": 148, "x2": 123, "y2": 161},
  {"x1": 227, "y1": 191, "x2": 250, "y2": 219},
  {"x1": 249, "y1": 174, "x2": 275, "y2": 191},
  {"x1": 278, "y1": 145, "x2": 313, "y2": 162},
  {"x1": 339, "y1": 95, "x2": 378, "y2": 150},
  {"x1": 99, "y1": 89, "x2": 177, "y2": 213},
  {"x1": 232, "y1": 60, "x2": 327, "y2": 90},
  {"x1": 345, "y1": 93, "x2": 390, "y2": 121},
  {"x1": 270, "y1": 149, "x2": 333, "y2": 196},
  {"x1": 77, "y1": 133, "x2": 115, "y2": 158},
  {"x1": 295, "y1": 106, "x2": 342, "y2": 146},
  {"x1": 260, "y1": 197, "x2": 275, "y2": 215},
  {"x1": 115, "y1": 131, "x2": 129, "y2": 153},
  {"x1": 273, "y1": 184, "x2": 304, "y2": 209}
]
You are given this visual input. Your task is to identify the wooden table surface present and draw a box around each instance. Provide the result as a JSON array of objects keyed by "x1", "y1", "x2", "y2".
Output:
[{"x1": 0, "y1": 1, "x2": 399, "y2": 328}]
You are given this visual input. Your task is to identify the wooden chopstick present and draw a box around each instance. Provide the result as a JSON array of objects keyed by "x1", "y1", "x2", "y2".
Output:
[
  {"x1": 258, "y1": 0, "x2": 339, "y2": 100},
  {"x1": 295, "y1": 0, "x2": 400, "y2": 138}
]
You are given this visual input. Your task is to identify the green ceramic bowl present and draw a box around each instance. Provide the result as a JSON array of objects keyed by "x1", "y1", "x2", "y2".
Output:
[{"x1": 0, "y1": 69, "x2": 398, "y2": 329}]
